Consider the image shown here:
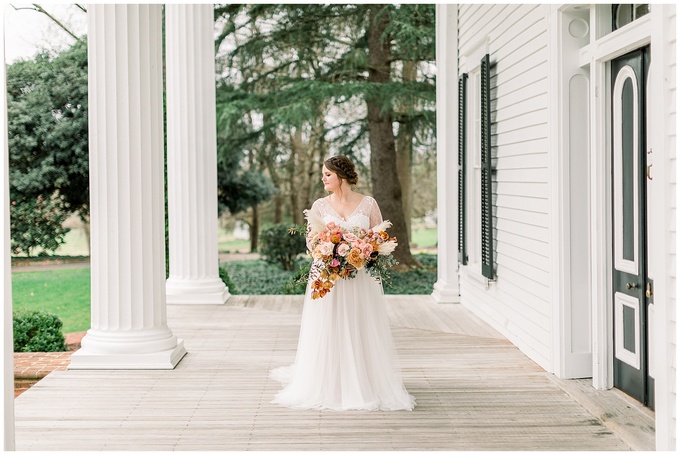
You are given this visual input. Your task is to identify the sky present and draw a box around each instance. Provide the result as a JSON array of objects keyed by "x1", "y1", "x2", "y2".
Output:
[{"x1": 4, "y1": 3, "x2": 87, "y2": 64}]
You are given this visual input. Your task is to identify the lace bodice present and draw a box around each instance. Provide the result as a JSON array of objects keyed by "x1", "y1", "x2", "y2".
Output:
[{"x1": 309, "y1": 196, "x2": 383, "y2": 231}]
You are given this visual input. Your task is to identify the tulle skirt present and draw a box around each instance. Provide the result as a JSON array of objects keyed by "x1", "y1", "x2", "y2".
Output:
[{"x1": 270, "y1": 270, "x2": 415, "y2": 411}]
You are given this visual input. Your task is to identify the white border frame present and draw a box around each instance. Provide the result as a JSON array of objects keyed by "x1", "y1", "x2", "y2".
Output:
[
  {"x1": 614, "y1": 291, "x2": 641, "y2": 369},
  {"x1": 612, "y1": 66, "x2": 640, "y2": 276}
]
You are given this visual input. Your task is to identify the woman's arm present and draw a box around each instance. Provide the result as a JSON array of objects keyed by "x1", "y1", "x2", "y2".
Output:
[{"x1": 369, "y1": 197, "x2": 383, "y2": 229}]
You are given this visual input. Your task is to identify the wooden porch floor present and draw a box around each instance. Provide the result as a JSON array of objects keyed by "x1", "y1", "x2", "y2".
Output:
[{"x1": 14, "y1": 295, "x2": 633, "y2": 451}]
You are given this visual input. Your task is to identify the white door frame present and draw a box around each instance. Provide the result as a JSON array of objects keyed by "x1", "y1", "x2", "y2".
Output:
[{"x1": 583, "y1": 6, "x2": 652, "y2": 391}]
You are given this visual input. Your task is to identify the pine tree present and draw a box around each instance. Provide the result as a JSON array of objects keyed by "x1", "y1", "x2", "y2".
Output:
[{"x1": 214, "y1": 4, "x2": 435, "y2": 267}]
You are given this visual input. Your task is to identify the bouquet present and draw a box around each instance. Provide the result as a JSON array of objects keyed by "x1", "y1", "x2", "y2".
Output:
[{"x1": 302, "y1": 209, "x2": 399, "y2": 300}]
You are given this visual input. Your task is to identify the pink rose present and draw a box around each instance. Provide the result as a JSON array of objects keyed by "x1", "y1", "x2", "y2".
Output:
[
  {"x1": 337, "y1": 243, "x2": 350, "y2": 257},
  {"x1": 361, "y1": 243, "x2": 374, "y2": 259},
  {"x1": 326, "y1": 222, "x2": 339, "y2": 232},
  {"x1": 318, "y1": 241, "x2": 334, "y2": 257},
  {"x1": 330, "y1": 258, "x2": 341, "y2": 267},
  {"x1": 344, "y1": 232, "x2": 358, "y2": 242}
]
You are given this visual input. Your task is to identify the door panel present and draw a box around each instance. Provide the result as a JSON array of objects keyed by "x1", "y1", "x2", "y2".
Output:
[{"x1": 610, "y1": 47, "x2": 652, "y2": 408}]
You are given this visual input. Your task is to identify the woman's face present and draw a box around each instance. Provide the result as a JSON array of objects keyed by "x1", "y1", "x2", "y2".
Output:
[{"x1": 322, "y1": 166, "x2": 342, "y2": 192}]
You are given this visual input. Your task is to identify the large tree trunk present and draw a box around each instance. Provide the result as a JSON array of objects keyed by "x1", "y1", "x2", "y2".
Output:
[
  {"x1": 366, "y1": 5, "x2": 418, "y2": 269},
  {"x1": 264, "y1": 158, "x2": 284, "y2": 223},
  {"x1": 289, "y1": 129, "x2": 301, "y2": 225},
  {"x1": 396, "y1": 60, "x2": 416, "y2": 243},
  {"x1": 249, "y1": 204, "x2": 259, "y2": 252}
]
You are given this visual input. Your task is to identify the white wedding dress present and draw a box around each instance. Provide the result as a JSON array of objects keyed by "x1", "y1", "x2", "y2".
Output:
[{"x1": 270, "y1": 196, "x2": 416, "y2": 411}]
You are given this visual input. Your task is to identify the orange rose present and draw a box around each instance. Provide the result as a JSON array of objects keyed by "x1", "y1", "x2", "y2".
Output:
[
  {"x1": 379, "y1": 231, "x2": 389, "y2": 240},
  {"x1": 330, "y1": 233, "x2": 342, "y2": 244},
  {"x1": 347, "y1": 248, "x2": 365, "y2": 269}
]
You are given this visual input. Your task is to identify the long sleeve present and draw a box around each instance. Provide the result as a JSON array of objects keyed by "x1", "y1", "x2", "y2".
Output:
[
  {"x1": 369, "y1": 197, "x2": 383, "y2": 229},
  {"x1": 306, "y1": 200, "x2": 323, "y2": 252}
]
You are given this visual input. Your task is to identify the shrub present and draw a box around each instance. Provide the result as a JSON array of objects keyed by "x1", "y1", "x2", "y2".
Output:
[
  {"x1": 282, "y1": 260, "x2": 312, "y2": 295},
  {"x1": 13, "y1": 310, "x2": 68, "y2": 352},
  {"x1": 221, "y1": 254, "x2": 438, "y2": 295},
  {"x1": 258, "y1": 223, "x2": 307, "y2": 271},
  {"x1": 219, "y1": 266, "x2": 238, "y2": 294},
  {"x1": 384, "y1": 253, "x2": 437, "y2": 294},
  {"x1": 221, "y1": 260, "x2": 298, "y2": 295}
]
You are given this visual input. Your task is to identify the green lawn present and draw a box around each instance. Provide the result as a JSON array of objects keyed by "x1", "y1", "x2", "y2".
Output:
[
  {"x1": 411, "y1": 228, "x2": 437, "y2": 249},
  {"x1": 11, "y1": 253, "x2": 435, "y2": 333},
  {"x1": 12, "y1": 268, "x2": 91, "y2": 334}
]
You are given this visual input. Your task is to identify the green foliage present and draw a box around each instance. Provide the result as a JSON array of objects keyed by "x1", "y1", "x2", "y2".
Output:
[
  {"x1": 219, "y1": 266, "x2": 238, "y2": 294},
  {"x1": 215, "y1": 5, "x2": 436, "y2": 156},
  {"x1": 223, "y1": 253, "x2": 437, "y2": 295},
  {"x1": 282, "y1": 260, "x2": 312, "y2": 294},
  {"x1": 7, "y1": 40, "x2": 89, "y2": 255},
  {"x1": 13, "y1": 310, "x2": 68, "y2": 352},
  {"x1": 221, "y1": 259, "x2": 303, "y2": 294},
  {"x1": 213, "y1": 4, "x2": 437, "y2": 235},
  {"x1": 217, "y1": 165, "x2": 276, "y2": 216},
  {"x1": 258, "y1": 223, "x2": 307, "y2": 271},
  {"x1": 10, "y1": 194, "x2": 70, "y2": 256}
]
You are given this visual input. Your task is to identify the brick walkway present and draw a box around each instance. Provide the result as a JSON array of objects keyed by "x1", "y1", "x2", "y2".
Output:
[{"x1": 14, "y1": 331, "x2": 86, "y2": 397}]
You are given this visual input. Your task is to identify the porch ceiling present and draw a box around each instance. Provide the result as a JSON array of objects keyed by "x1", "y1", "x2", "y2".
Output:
[{"x1": 14, "y1": 295, "x2": 631, "y2": 451}]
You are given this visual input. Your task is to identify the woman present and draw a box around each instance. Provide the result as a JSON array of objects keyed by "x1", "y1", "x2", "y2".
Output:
[{"x1": 270, "y1": 155, "x2": 415, "y2": 411}]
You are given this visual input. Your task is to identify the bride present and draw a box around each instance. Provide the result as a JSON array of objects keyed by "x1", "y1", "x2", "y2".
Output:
[{"x1": 270, "y1": 155, "x2": 416, "y2": 411}]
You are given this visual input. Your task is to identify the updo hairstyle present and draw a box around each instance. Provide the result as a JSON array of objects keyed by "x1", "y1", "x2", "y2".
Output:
[{"x1": 324, "y1": 155, "x2": 359, "y2": 186}]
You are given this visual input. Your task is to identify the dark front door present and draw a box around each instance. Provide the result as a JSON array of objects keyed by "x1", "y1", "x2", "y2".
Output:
[{"x1": 610, "y1": 47, "x2": 653, "y2": 408}]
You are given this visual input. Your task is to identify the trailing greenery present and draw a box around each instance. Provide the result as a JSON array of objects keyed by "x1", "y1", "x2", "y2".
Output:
[
  {"x1": 13, "y1": 310, "x2": 68, "y2": 352},
  {"x1": 219, "y1": 265, "x2": 239, "y2": 294},
  {"x1": 258, "y1": 223, "x2": 308, "y2": 271}
]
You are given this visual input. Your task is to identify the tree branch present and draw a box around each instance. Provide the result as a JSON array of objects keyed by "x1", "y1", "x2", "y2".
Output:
[{"x1": 14, "y1": 4, "x2": 85, "y2": 44}]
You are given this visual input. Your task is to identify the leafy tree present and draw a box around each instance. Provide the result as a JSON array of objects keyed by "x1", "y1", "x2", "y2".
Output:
[
  {"x1": 6, "y1": 40, "x2": 89, "y2": 255},
  {"x1": 214, "y1": 4, "x2": 436, "y2": 267},
  {"x1": 9, "y1": 194, "x2": 69, "y2": 256}
]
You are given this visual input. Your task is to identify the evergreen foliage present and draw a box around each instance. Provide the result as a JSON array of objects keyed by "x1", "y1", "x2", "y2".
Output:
[
  {"x1": 6, "y1": 40, "x2": 89, "y2": 256},
  {"x1": 13, "y1": 310, "x2": 68, "y2": 352},
  {"x1": 214, "y1": 4, "x2": 437, "y2": 264},
  {"x1": 258, "y1": 223, "x2": 308, "y2": 271}
]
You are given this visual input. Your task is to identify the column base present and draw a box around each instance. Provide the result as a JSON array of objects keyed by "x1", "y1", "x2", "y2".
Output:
[
  {"x1": 166, "y1": 277, "x2": 230, "y2": 304},
  {"x1": 431, "y1": 280, "x2": 460, "y2": 303},
  {"x1": 68, "y1": 339, "x2": 187, "y2": 370}
]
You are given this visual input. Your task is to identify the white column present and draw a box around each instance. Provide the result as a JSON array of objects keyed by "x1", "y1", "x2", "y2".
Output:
[
  {"x1": 1, "y1": 12, "x2": 16, "y2": 449},
  {"x1": 432, "y1": 4, "x2": 460, "y2": 303},
  {"x1": 165, "y1": 4, "x2": 229, "y2": 305},
  {"x1": 70, "y1": 4, "x2": 186, "y2": 369}
]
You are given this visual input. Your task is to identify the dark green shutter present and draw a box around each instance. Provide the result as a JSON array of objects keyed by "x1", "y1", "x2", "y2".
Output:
[
  {"x1": 480, "y1": 54, "x2": 494, "y2": 279},
  {"x1": 458, "y1": 73, "x2": 468, "y2": 265}
]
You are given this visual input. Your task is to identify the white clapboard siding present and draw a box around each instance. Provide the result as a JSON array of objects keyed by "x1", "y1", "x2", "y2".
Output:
[
  {"x1": 495, "y1": 205, "x2": 549, "y2": 227},
  {"x1": 494, "y1": 152, "x2": 548, "y2": 170},
  {"x1": 494, "y1": 123, "x2": 548, "y2": 148},
  {"x1": 494, "y1": 81, "x2": 549, "y2": 112},
  {"x1": 494, "y1": 138, "x2": 548, "y2": 159},
  {"x1": 496, "y1": 230, "x2": 548, "y2": 257},
  {"x1": 494, "y1": 109, "x2": 548, "y2": 136},
  {"x1": 665, "y1": 7, "x2": 677, "y2": 447},
  {"x1": 494, "y1": 94, "x2": 549, "y2": 122},
  {"x1": 458, "y1": 4, "x2": 552, "y2": 370},
  {"x1": 496, "y1": 168, "x2": 548, "y2": 184}
]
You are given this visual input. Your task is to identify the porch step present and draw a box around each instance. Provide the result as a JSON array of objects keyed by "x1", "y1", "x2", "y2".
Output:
[{"x1": 547, "y1": 375, "x2": 655, "y2": 451}]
